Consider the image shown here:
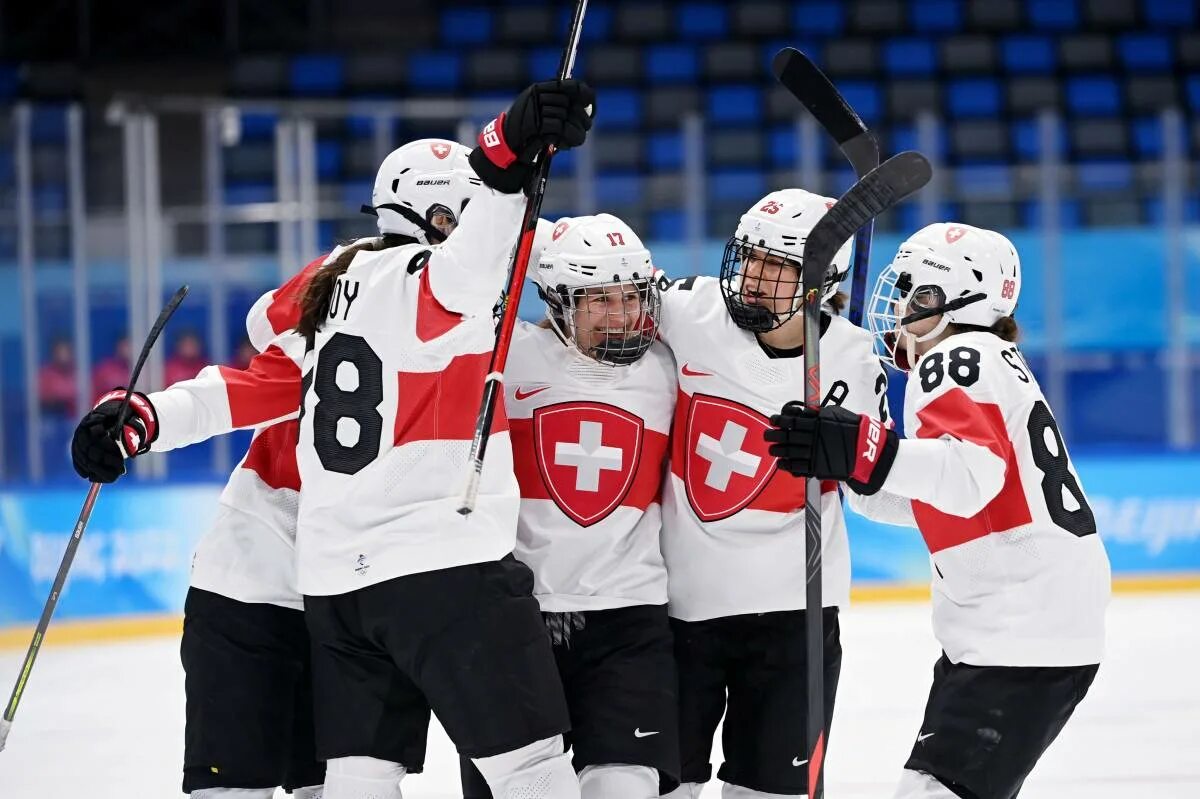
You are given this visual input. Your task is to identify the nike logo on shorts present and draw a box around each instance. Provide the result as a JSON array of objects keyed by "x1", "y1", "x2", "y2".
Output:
[
  {"x1": 792, "y1": 757, "x2": 808, "y2": 767},
  {"x1": 514, "y1": 385, "x2": 551, "y2": 400},
  {"x1": 634, "y1": 728, "x2": 660, "y2": 738},
  {"x1": 917, "y1": 732, "x2": 935, "y2": 743}
]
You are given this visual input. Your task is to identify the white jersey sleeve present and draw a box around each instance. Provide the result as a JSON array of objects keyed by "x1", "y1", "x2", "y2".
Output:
[{"x1": 425, "y1": 185, "x2": 525, "y2": 316}]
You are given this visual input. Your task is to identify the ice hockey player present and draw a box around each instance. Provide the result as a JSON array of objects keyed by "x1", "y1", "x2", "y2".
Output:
[
  {"x1": 70, "y1": 78, "x2": 596, "y2": 799},
  {"x1": 767, "y1": 222, "x2": 1111, "y2": 799},
  {"x1": 655, "y1": 189, "x2": 890, "y2": 799},
  {"x1": 460, "y1": 212, "x2": 679, "y2": 799}
]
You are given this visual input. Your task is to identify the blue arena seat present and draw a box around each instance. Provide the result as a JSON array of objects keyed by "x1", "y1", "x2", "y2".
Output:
[
  {"x1": 224, "y1": 181, "x2": 275, "y2": 206},
  {"x1": 1118, "y1": 34, "x2": 1172, "y2": 72},
  {"x1": 706, "y1": 85, "x2": 763, "y2": 126},
  {"x1": 441, "y1": 8, "x2": 493, "y2": 45},
  {"x1": 1027, "y1": 0, "x2": 1079, "y2": 30},
  {"x1": 648, "y1": 131, "x2": 685, "y2": 171},
  {"x1": 289, "y1": 55, "x2": 344, "y2": 97},
  {"x1": 650, "y1": 209, "x2": 687, "y2": 240},
  {"x1": 527, "y1": 47, "x2": 562, "y2": 82},
  {"x1": 405, "y1": 50, "x2": 462, "y2": 93},
  {"x1": 884, "y1": 38, "x2": 938, "y2": 76},
  {"x1": 597, "y1": 87, "x2": 642, "y2": 130},
  {"x1": 316, "y1": 141, "x2": 342, "y2": 181},
  {"x1": 947, "y1": 77, "x2": 1002, "y2": 117},
  {"x1": 793, "y1": 1, "x2": 845, "y2": 36},
  {"x1": 1076, "y1": 161, "x2": 1133, "y2": 192},
  {"x1": 1001, "y1": 35, "x2": 1055, "y2": 74},
  {"x1": 833, "y1": 80, "x2": 882, "y2": 122},
  {"x1": 595, "y1": 171, "x2": 645, "y2": 205},
  {"x1": 1132, "y1": 116, "x2": 1163, "y2": 158},
  {"x1": 1066, "y1": 76, "x2": 1121, "y2": 116},
  {"x1": 677, "y1": 2, "x2": 728, "y2": 40},
  {"x1": 1144, "y1": 0, "x2": 1195, "y2": 28},
  {"x1": 911, "y1": 0, "x2": 963, "y2": 33},
  {"x1": 646, "y1": 44, "x2": 699, "y2": 84}
]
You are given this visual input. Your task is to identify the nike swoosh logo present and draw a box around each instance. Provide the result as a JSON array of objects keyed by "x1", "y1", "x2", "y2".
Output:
[
  {"x1": 792, "y1": 758, "x2": 808, "y2": 767},
  {"x1": 681, "y1": 363, "x2": 712, "y2": 377},
  {"x1": 917, "y1": 732, "x2": 935, "y2": 742},
  {"x1": 514, "y1": 385, "x2": 551, "y2": 400},
  {"x1": 633, "y1": 729, "x2": 660, "y2": 738}
]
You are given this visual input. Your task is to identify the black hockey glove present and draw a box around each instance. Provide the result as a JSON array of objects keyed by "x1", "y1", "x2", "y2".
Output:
[
  {"x1": 765, "y1": 402, "x2": 898, "y2": 496},
  {"x1": 470, "y1": 79, "x2": 596, "y2": 194},
  {"x1": 71, "y1": 389, "x2": 159, "y2": 483}
]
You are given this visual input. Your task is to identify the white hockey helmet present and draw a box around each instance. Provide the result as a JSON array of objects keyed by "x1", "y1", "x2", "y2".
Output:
[
  {"x1": 868, "y1": 222, "x2": 1021, "y2": 370},
  {"x1": 362, "y1": 138, "x2": 480, "y2": 244},
  {"x1": 533, "y1": 213, "x2": 660, "y2": 366},
  {"x1": 719, "y1": 188, "x2": 853, "y2": 332}
]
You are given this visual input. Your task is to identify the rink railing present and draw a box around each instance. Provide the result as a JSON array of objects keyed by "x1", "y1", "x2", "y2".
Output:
[{"x1": 0, "y1": 98, "x2": 1195, "y2": 482}]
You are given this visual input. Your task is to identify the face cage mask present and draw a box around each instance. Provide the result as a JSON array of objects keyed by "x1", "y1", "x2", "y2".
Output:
[
  {"x1": 868, "y1": 267, "x2": 985, "y2": 371},
  {"x1": 719, "y1": 237, "x2": 839, "y2": 333},
  {"x1": 547, "y1": 279, "x2": 662, "y2": 366}
]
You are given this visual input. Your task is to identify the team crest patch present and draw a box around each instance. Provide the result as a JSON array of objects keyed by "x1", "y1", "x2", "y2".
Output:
[
  {"x1": 682, "y1": 394, "x2": 777, "y2": 522},
  {"x1": 429, "y1": 141, "x2": 452, "y2": 160},
  {"x1": 552, "y1": 220, "x2": 570, "y2": 241},
  {"x1": 945, "y1": 226, "x2": 966, "y2": 244},
  {"x1": 534, "y1": 401, "x2": 643, "y2": 527}
]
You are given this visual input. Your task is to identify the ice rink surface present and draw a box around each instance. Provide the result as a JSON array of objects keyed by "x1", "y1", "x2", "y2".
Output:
[{"x1": 1, "y1": 592, "x2": 1197, "y2": 798}]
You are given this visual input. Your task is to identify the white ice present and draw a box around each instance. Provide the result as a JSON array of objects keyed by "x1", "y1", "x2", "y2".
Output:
[{"x1": 1, "y1": 593, "x2": 1198, "y2": 798}]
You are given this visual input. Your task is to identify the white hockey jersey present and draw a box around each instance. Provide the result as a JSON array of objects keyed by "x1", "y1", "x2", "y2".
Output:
[
  {"x1": 851, "y1": 332, "x2": 1111, "y2": 667},
  {"x1": 148, "y1": 186, "x2": 527, "y2": 596},
  {"x1": 656, "y1": 276, "x2": 889, "y2": 622},
  {"x1": 185, "y1": 254, "x2": 327, "y2": 609},
  {"x1": 504, "y1": 322, "x2": 676, "y2": 612}
]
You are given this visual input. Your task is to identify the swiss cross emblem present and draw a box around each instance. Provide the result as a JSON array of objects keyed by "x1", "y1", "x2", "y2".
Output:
[
  {"x1": 825, "y1": 200, "x2": 835, "y2": 210},
  {"x1": 533, "y1": 401, "x2": 644, "y2": 527},
  {"x1": 946, "y1": 226, "x2": 966, "y2": 244},
  {"x1": 430, "y1": 141, "x2": 452, "y2": 160},
  {"x1": 682, "y1": 394, "x2": 777, "y2": 522},
  {"x1": 552, "y1": 220, "x2": 570, "y2": 241}
]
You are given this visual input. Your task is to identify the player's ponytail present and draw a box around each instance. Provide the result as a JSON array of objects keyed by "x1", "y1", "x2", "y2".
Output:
[
  {"x1": 296, "y1": 235, "x2": 410, "y2": 343},
  {"x1": 991, "y1": 315, "x2": 1019, "y2": 342},
  {"x1": 826, "y1": 291, "x2": 848, "y2": 315}
]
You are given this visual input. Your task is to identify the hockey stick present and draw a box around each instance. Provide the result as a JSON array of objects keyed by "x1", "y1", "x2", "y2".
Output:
[
  {"x1": 773, "y1": 48, "x2": 880, "y2": 328},
  {"x1": 798, "y1": 151, "x2": 931, "y2": 798},
  {"x1": 0, "y1": 284, "x2": 188, "y2": 754},
  {"x1": 458, "y1": 0, "x2": 589, "y2": 515}
]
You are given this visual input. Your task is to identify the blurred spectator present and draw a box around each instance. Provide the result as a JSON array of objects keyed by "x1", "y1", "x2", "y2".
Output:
[
  {"x1": 165, "y1": 330, "x2": 207, "y2": 386},
  {"x1": 37, "y1": 337, "x2": 77, "y2": 415},
  {"x1": 232, "y1": 337, "x2": 256, "y2": 370},
  {"x1": 92, "y1": 334, "x2": 131, "y2": 400}
]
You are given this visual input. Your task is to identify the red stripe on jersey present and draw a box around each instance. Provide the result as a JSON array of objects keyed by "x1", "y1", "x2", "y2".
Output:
[
  {"x1": 267, "y1": 256, "x2": 325, "y2": 335},
  {"x1": 509, "y1": 414, "x2": 669, "y2": 527},
  {"x1": 415, "y1": 266, "x2": 464, "y2": 342},
  {"x1": 240, "y1": 420, "x2": 301, "y2": 491},
  {"x1": 910, "y1": 387, "x2": 1032, "y2": 553},
  {"x1": 394, "y1": 351, "x2": 508, "y2": 446},
  {"x1": 220, "y1": 345, "x2": 303, "y2": 428},
  {"x1": 669, "y1": 387, "x2": 837, "y2": 522}
]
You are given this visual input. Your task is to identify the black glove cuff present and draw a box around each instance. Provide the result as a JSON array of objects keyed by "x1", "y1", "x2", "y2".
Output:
[
  {"x1": 847, "y1": 427, "x2": 899, "y2": 496},
  {"x1": 469, "y1": 147, "x2": 533, "y2": 195}
]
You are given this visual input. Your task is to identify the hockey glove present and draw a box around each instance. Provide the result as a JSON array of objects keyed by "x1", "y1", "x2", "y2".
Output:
[
  {"x1": 765, "y1": 402, "x2": 898, "y2": 495},
  {"x1": 70, "y1": 389, "x2": 159, "y2": 483},
  {"x1": 470, "y1": 79, "x2": 596, "y2": 194}
]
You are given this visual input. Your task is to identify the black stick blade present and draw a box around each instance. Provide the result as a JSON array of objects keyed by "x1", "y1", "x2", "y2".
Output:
[
  {"x1": 773, "y1": 48, "x2": 870, "y2": 146},
  {"x1": 801, "y1": 151, "x2": 932, "y2": 293}
]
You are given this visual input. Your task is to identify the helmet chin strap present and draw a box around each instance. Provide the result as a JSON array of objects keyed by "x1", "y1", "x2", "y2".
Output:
[{"x1": 360, "y1": 203, "x2": 448, "y2": 244}]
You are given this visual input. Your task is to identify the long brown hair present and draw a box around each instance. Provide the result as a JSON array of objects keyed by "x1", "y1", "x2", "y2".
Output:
[
  {"x1": 296, "y1": 236, "x2": 408, "y2": 343},
  {"x1": 950, "y1": 315, "x2": 1020, "y2": 342}
]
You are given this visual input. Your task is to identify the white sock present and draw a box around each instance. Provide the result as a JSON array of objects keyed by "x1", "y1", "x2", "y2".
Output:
[
  {"x1": 577, "y1": 764, "x2": 657, "y2": 799},
  {"x1": 722, "y1": 783, "x2": 800, "y2": 799},
  {"x1": 292, "y1": 786, "x2": 324, "y2": 799},
  {"x1": 190, "y1": 790, "x2": 275, "y2": 799},
  {"x1": 323, "y1": 756, "x2": 406, "y2": 799},
  {"x1": 472, "y1": 735, "x2": 580, "y2": 799},
  {"x1": 660, "y1": 782, "x2": 704, "y2": 799},
  {"x1": 893, "y1": 768, "x2": 960, "y2": 799}
]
